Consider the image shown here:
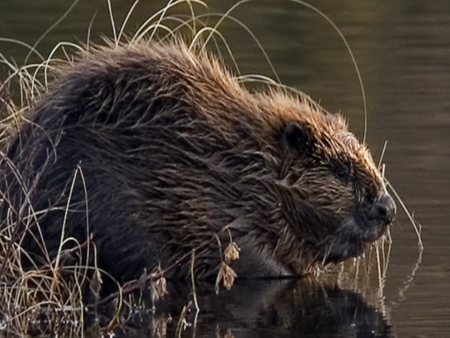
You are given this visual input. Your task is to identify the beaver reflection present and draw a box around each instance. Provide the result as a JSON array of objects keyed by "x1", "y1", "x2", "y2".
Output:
[{"x1": 113, "y1": 280, "x2": 392, "y2": 338}]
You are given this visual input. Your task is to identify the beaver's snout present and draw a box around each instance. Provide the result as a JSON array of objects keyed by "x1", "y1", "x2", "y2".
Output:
[
  {"x1": 350, "y1": 193, "x2": 396, "y2": 245},
  {"x1": 358, "y1": 193, "x2": 396, "y2": 229},
  {"x1": 374, "y1": 193, "x2": 396, "y2": 226}
]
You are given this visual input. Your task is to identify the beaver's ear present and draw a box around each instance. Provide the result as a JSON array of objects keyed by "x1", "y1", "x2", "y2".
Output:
[{"x1": 281, "y1": 121, "x2": 313, "y2": 154}]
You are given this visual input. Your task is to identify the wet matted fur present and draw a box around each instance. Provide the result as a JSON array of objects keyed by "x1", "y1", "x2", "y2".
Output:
[{"x1": 0, "y1": 40, "x2": 395, "y2": 284}]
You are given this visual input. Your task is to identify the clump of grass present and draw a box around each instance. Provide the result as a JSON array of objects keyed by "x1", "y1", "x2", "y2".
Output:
[
  {"x1": 0, "y1": 193, "x2": 240, "y2": 335},
  {"x1": 0, "y1": 222, "x2": 90, "y2": 336}
]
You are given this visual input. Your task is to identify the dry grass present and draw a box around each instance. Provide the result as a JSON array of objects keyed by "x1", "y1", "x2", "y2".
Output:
[{"x1": 0, "y1": 224, "x2": 90, "y2": 336}]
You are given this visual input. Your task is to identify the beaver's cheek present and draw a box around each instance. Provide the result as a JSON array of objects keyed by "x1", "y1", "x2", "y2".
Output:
[{"x1": 319, "y1": 219, "x2": 367, "y2": 262}]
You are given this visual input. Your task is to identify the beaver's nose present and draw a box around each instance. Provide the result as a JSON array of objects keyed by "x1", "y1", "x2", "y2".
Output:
[{"x1": 375, "y1": 193, "x2": 396, "y2": 225}]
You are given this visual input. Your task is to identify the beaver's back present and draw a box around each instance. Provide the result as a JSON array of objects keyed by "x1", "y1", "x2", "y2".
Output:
[{"x1": 1, "y1": 43, "x2": 270, "y2": 282}]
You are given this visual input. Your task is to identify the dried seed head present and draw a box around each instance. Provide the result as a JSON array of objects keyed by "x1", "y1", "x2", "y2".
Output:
[
  {"x1": 215, "y1": 262, "x2": 237, "y2": 294},
  {"x1": 152, "y1": 276, "x2": 168, "y2": 300},
  {"x1": 89, "y1": 269, "x2": 103, "y2": 298},
  {"x1": 150, "y1": 265, "x2": 168, "y2": 300},
  {"x1": 224, "y1": 242, "x2": 240, "y2": 264}
]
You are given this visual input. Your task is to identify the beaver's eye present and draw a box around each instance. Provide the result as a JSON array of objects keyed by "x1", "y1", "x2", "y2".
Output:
[{"x1": 334, "y1": 165, "x2": 349, "y2": 182}]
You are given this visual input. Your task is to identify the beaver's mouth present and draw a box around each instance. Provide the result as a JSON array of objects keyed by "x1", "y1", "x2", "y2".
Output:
[
  {"x1": 320, "y1": 219, "x2": 389, "y2": 263},
  {"x1": 318, "y1": 193, "x2": 396, "y2": 263}
]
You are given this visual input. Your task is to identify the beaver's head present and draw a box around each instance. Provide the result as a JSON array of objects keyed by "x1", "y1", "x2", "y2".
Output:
[{"x1": 252, "y1": 94, "x2": 396, "y2": 272}]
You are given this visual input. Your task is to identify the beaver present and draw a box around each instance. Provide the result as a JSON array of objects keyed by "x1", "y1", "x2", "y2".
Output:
[{"x1": 0, "y1": 41, "x2": 395, "y2": 284}]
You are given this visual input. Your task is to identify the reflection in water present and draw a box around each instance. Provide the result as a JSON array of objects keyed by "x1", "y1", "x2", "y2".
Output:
[{"x1": 107, "y1": 280, "x2": 392, "y2": 338}]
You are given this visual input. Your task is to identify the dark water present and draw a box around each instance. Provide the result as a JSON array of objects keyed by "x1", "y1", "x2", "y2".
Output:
[{"x1": 0, "y1": 0, "x2": 449, "y2": 337}]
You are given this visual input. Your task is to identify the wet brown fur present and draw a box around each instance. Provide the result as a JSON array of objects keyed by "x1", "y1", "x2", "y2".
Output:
[{"x1": 0, "y1": 40, "x2": 393, "y2": 284}]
